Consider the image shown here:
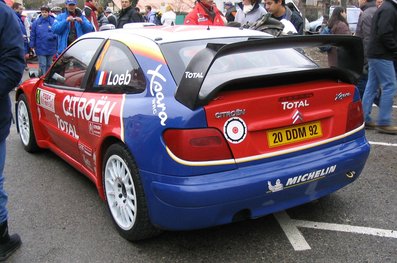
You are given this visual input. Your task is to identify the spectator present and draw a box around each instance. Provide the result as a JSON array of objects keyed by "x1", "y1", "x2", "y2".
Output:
[
  {"x1": 161, "y1": 5, "x2": 176, "y2": 26},
  {"x1": 29, "y1": 6, "x2": 57, "y2": 76},
  {"x1": 0, "y1": 0, "x2": 25, "y2": 260},
  {"x1": 21, "y1": 11, "x2": 31, "y2": 44},
  {"x1": 52, "y1": 0, "x2": 93, "y2": 56},
  {"x1": 327, "y1": 6, "x2": 351, "y2": 66},
  {"x1": 184, "y1": 0, "x2": 225, "y2": 26},
  {"x1": 97, "y1": 6, "x2": 109, "y2": 28},
  {"x1": 134, "y1": 7, "x2": 146, "y2": 22},
  {"x1": 12, "y1": 2, "x2": 29, "y2": 69},
  {"x1": 234, "y1": 0, "x2": 267, "y2": 26},
  {"x1": 104, "y1": 7, "x2": 117, "y2": 27},
  {"x1": 224, "y1": 2, "x2": 237, "y2": 23},
  {"x1": 361, "y1": 0, "x2": 397, "y2": 134},
  {"x1": 83, "y1": 0, "x2": 99, "y2": 31},
  {"x1": 116, "y1": 0, "x2": 144, "y2": 28},
  {"x1": 355, "y1": 0, "x2": 378, "y2": 104},
  {"x1": 264, "y1": 0, "x2": 303, "y2": 34},
  {"x1": 376, "y1": 0, "x2": 384, "y2": 6},
  {"x1": 145, "y1": 5, "x2": 161, "y2": 25},
  {"x1": 51, "y1": 6, "x2": 63, "y2": 17}
]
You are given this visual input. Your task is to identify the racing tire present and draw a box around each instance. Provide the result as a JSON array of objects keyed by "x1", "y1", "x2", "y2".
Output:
[
  {"x1": 103, "y1": 143, "x2": 162, "y2": 241},
  {"x1": 17, "y1": 94, "x2": 39, "y2": 153}
]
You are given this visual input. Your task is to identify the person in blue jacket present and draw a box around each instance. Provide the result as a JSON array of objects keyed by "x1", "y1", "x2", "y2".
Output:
[
  {"x1": 0, "y1": 0, "x2": 25, "y2": 260},
  {"x1": 30, "y1": 6, "x2": 57, "y2": 76},
  {"x1": 52, "y1": 0, "x2": 93, "y2": 56}
]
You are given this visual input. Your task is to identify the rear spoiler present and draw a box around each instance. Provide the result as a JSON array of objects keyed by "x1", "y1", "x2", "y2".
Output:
[{"x1": 175, "y1": 35, "x2": 363, "y2": 110}]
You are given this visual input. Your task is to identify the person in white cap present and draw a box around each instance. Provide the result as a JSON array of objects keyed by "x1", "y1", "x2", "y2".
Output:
[{"x1": 104, "y1": 7, "x2": 117, "y2": 27}]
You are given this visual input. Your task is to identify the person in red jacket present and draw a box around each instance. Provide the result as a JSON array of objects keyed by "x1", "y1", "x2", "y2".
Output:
[{"x1": 184, "y1": 0, "x2": 225, "y2": 26}]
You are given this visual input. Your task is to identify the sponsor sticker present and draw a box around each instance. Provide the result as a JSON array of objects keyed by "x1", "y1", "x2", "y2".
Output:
[
  {"x1": 267, "y1": 165, "x2": 337, "y2": 193},
  {"x1": 88, "y1": 122, "x2": 102, "y2": 137},
  {"x1": 36, "y1": 88, "x2": 55, "y2": 112},
  {"x1": 224, "y1": 117, "x2": 247, "y2": 144},
  {"x1": 147, "y1": 65, "x2": 168, "y2": 126},
  {"x1": 62, "y1": 95, "x2": 116, "y2": 125},
  {"x1": 95, "y1": 70, "x2": 131, "y2": 86},
  {"x1": 55, "y1": 114, "x2": 79, "y2": 139},
  {"x1": 335, "y1": 92, "x2": 351, "y2": 101}
]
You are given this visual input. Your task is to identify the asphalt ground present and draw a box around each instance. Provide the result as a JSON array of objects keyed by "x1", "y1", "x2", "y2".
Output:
[{"x1": 3, "y1": 67, "x2": 397, "y2": 263}]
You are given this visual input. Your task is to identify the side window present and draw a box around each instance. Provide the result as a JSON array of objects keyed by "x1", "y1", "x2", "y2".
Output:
[
  {"x1": 45, "y1": 38, "x2": 103, "y2": 89},
  {"x1": 91, "y1": 40, "x2": 146, "y2": 94}
]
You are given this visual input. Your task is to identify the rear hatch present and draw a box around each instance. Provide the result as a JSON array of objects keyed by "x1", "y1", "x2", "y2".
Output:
[
  {"x1": 204, "y1": 80, "x2": 358, "y2": 163},
  {"x1": 172, "y1": 35, "x2": 364, "y2": 166}
]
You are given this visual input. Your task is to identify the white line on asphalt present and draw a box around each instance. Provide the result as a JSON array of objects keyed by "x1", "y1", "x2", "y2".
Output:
[
  {"x1": 293, "y1": 220, "x2": 397, "y2": 239},
  {"x1": 274, "y1": 210, "x2": 397, "y2": 251},
  {"x1": 369, "y1": 141, "x2": 397, "y2": 147},
  {"x1": 273, "y1": 211, "x2": 311, "y2": 251}
]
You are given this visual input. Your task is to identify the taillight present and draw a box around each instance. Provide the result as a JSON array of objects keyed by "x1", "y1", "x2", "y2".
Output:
[
  {"x1": 346, "y1": 100, "x2": 364, "y2": 132},
  {"x1": 163, "y1": 128, "x2": 233, "y2": 162}
]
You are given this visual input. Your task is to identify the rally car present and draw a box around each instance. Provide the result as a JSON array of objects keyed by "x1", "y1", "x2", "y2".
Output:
[{"x1": 15, "y1": 26, "x2": 370, "y2": 241}]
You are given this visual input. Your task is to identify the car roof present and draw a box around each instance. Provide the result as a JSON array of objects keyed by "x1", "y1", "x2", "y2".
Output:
[{"x1": 79, "y1": 25, "x2": 271, "y2": 44}]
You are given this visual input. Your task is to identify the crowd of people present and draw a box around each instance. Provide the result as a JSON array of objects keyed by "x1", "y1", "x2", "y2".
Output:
[{"x1": 9, "y1": 0, "x2": 178, "y2": 76}]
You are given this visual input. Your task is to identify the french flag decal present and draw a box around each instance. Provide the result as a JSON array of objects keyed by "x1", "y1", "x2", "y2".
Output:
[{"x1": 95, "y1": 71, "x2": 108, "y2": 86}]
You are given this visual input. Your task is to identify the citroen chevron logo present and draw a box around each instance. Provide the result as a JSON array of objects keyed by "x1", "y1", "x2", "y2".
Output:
[{"x1": 292, "y1": 110, "x2": 303, "y2": 124}]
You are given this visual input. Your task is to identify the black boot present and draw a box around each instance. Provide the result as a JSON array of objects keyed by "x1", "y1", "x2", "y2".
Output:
[{"x1": 0, "y1": 221, "x2": 21, "y2": 261}]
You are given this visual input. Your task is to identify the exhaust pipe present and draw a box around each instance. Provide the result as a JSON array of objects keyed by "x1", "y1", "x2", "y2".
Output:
[{"x1": 346, "y1": 171, "x2": 356, "y2": 179}]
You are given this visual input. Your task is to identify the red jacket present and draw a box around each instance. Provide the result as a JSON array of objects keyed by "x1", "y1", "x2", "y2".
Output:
[{"x1": 184, "y1": 3, "x2": 225, "y2": 26}]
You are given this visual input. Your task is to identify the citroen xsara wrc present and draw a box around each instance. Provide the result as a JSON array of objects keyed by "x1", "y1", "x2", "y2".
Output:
[{"x1": 15, "y1": 26, "x2": 370, "y2": 241}]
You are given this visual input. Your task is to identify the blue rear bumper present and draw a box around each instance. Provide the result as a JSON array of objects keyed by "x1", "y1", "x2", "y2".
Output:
[{"x1": 141, "y1": 136, "x2": 370, "y2": 231}]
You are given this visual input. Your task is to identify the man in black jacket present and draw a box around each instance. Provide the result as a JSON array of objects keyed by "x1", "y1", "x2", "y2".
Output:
[
  {"x1": 0, "y1": 0, "x2": 25, "y2": 260},
  {"x1": 362, "y1": 0, "x2": 397, "y2": 134},
  {"x1": 116, "y1": 0, "x2": 144, "y2": 28}
]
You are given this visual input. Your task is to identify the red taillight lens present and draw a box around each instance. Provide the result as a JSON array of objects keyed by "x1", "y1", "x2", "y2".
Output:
[
  {"x1": 163, "y1": 128, "x2": 233, "y2": 162},
  {"x1": 346, "y1": 100, "x2": 364, "y2": 132}
]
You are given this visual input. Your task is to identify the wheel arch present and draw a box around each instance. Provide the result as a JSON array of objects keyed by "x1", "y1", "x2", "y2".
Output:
[{"x1": 97, "y1": 136, "x2": 126, "y2": 200}]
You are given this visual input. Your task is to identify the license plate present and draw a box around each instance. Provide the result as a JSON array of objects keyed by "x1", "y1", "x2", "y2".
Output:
[{"x1": 267, "y1": 121, "x2": 323, "y2": 148}]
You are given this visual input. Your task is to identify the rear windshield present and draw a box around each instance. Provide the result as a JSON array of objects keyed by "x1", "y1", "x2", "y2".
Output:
[{"x1": 160, "y1": 37, "x2": 318, "y2": 85}]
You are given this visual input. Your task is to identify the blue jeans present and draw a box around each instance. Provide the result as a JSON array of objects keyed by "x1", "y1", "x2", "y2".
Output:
[
  {"x1": 0, "y1": 140, "x2": 8, "y2": 223},
  {"x1": 37, "y1": 55, "x2": 53, "y2": 76},
  {"x1": 362, "y1": 59, "x2": 397, "y2": 126}
]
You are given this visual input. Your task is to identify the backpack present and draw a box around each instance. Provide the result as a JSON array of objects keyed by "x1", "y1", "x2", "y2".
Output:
[
  {"x1": 246, "y1": 13, "x2": 285, "y2": 37},
  {"x1": 319, "y1": 26, "x2": 332, "y2": 52},
  {"x1": 152, "y1": 11, "x2": 162, "y2": 25}
]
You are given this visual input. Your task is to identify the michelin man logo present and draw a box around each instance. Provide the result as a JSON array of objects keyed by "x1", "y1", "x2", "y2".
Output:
[{"x1": 268, "y1": 179, "x2": 284, "y2": 193}]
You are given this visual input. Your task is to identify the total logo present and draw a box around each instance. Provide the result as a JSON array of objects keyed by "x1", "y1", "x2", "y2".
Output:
[
  {"x1": 223, "y1": 117, "x2": 247, "y2": 144},
  {"x1": 95, "y1": 70, "x2": 131, "y2": 86},
  {"x1": 281, "y1": 100, "x2": 309, "y2": 110}
]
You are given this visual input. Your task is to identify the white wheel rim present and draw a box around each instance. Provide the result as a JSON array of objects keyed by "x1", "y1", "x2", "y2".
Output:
[
  {"x1": 17, "y1": 100, "x2": 30, "y2": 146},
  {"x1": 104, "y1": 155, "x2": 137, "y2": 230}
]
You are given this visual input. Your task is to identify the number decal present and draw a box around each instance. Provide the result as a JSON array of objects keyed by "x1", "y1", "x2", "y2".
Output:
[
  {"x1": 309, "y1": 125, "x2": 318, "y2": 136},
  {"x1": 273, "y1": 132, "x2": 283, "y2": 144}
]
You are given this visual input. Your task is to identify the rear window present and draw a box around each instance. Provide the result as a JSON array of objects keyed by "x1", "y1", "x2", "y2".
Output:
[{"x1": 160, "y1": 37, "x2": 317, "y2": 85}]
